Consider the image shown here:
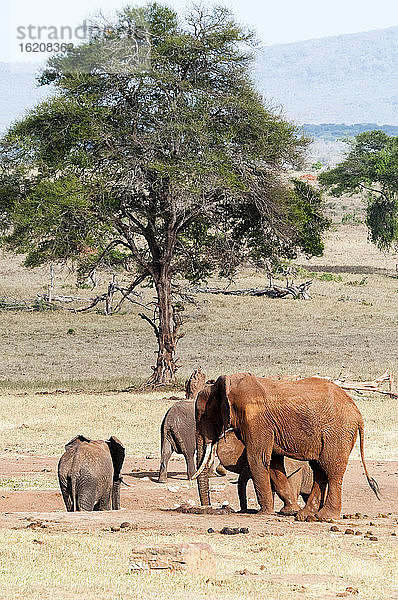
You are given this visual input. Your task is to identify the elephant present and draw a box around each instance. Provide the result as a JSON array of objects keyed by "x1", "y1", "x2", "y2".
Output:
[
  {"x1": 58, "y1": 435, "x2": 125, "y2": 511},
  {"x1": 193, "y1": 373, "x2": 380, "y2": 520},
  {"x1": 215, "y1": 429, "x2": 313, "y2": 512},
  {"x1": 158, "y1": 400, "x2": 197, "y2": 482},
  {"x1": 158, "y1": 399, "x2": 226, "y2": 482},
  {"x1": 158, "y1": 368, "x2": 222, "y2": 483}
]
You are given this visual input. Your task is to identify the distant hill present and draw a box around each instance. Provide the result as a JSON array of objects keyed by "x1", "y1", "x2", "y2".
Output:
[
  {"x1": 1, "y1": 26, "x2": 398, "y2": 136},
  {"x1": 255, "y1": 26, "x2": 398, "y2": 125},
  {"x1": 302, "y1": 123, "x2": 398, "y2": 140}
]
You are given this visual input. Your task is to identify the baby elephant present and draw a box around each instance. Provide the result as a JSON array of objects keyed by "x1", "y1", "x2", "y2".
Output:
[
  {"x1": 158, "y1": 368, "x2": 216, "y2": 483},
  {"x1": 216, "y1": 430, "x2": 313, "y2": 512},
  {"x1": 58, "y1": 435, "x2": 125, "y2": 511},
  {"x1": 158, "y1": 400, "x2": 225, "y2": 482},
  {"x1": 158, "y1": 401, "x2": 196, "y2": 482}
]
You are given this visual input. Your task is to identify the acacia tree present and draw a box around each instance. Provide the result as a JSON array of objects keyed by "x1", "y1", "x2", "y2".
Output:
[
  {"x1": 319, "y1": 130, "x2": 398, "y2": 250},
  {"x1": 0, "y1": 4, "x2": 329, "y2": 385}
]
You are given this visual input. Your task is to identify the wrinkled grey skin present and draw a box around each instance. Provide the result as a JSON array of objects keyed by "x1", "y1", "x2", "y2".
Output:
[
  {"x1": 215, "y1": 430, "x2": 313, "y2": 512},
  {"x1": 58, "y1": 435, "x2": 125, "y2": 511},
  {"x1": 158, "y1": 401, "x2": 197, "y2": 482},
  {"x1": 158, "y1": 369, "x2": 220, "y2": 483},
  {"x1": 158, "y1": 400, "x2": 226, "y2": 482}
]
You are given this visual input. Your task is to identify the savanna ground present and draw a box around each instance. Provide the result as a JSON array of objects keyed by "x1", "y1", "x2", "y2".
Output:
[{"x1": 0, "y1": 223, "x2": 397, "y2": 599}]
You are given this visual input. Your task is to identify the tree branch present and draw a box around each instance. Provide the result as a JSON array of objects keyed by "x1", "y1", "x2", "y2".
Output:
[{"x1": 139, "y1": 312, "x2": 159, "y2": 339}]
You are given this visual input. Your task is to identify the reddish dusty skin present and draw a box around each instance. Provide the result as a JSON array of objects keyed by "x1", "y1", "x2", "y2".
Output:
[{"x1": 195, "y1": 374, "x2": 380, "y2": 520}]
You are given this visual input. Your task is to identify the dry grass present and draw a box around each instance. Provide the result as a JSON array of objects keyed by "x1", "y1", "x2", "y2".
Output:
[
  {"x1": 0, "y1": 224, "x2": 397, "y2": 391},
  {"x1": 0, "y1": 390, "x2": 180, "y2": 457},
  {"x1": 0, "y1": 528, "x2": 396, "y2": 600},
  {"x1": 0, "y1": 225, "x2": 397, "y2": 600},
  {"x1": 0, "y1": 389, "x2": 395, "y2": 460}
]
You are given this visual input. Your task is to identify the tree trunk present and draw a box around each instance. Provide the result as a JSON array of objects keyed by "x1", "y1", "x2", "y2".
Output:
[{"x1": 146, "y1": 270, "x2": 181, "y2": 386}]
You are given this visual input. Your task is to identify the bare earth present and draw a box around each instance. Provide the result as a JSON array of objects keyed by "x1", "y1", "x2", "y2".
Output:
[
  {"x1": 0, "y1": 454, "x2": 396, "y2": 533},
  {"x1": 0, "y1": 457, "x2": 397, "y2": 598}
]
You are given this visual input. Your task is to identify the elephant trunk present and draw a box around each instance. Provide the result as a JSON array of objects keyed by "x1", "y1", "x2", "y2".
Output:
[
  {"x1": 195, "y1": 433, "x2": 211, "y2": 506},
  {"x1": 112, "y1": 479, "x2": 121, "y2": 510}
]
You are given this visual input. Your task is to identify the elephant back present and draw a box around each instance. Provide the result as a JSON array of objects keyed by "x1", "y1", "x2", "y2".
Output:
[{"x1": 62, "y1": 438, "x2": 113, "y2": 483}]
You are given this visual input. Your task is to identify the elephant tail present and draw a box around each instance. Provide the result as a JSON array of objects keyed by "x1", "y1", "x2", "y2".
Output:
[
  {"x1": 358, "y1": 420, "x2": 380, "y2": 500},
  {"x1": 71, "y1": 477, "x2": 78, "y2": 511}
]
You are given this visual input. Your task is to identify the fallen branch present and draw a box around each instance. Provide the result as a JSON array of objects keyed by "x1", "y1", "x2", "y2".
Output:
[
  {"x1": 332, "y1": 369, "x2": 397, "y2": 397},
  {"x1": 36, "y1": 280, "x2": 150, "y2": 314},
  {"x1": 189, "y1": 281, "x2": 312, "y2": 300}
]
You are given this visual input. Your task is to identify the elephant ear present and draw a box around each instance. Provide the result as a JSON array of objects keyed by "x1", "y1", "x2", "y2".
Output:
[
  {"x1": 106, "y1": 436, "x2": 125, "y2": 481},
  {"x1": 65, "y1": 435, "x2": 90, "y2": 451},
  {"x1": 185, "y1": 367, "x2": 207, "y2": 401},
  {"x1": 217, "y1": 376, "x2": 232, "y2": 433}
]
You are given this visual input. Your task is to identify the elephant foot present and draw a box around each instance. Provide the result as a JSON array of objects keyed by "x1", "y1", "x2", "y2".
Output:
[
  {"x1": 278, "y1": 503, "x2": 301, "y2": 516},
  {"x1": 295, "y1": 508, "x2": 316, "y2": 522},
  {"x1": 256, "y1": 507, "x2": 274, "y2": 515},
  {"x1": 278, "y1": 508, "x2": 299, "y2": 516},
  {"x1": 314, "y1": 507, "x2": 340, "y2": 521}
]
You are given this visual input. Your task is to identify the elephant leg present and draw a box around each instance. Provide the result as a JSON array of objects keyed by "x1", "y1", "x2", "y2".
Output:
[
  {"x1": 246, "y1": 438, "x2": 274, "y2": 514},
  {"x1": 75, "y1": 479, "x2": 97, "y2": 511},
  {"x1": 97, "y1": 490, "x2": 112, "y2": 511},
  {"x1": 295, "y1": 461, "x2": 327, "y2": 521},
  {"x1": 59, "y1": 476, "x2": 73, "y2": 512},
  {"x1": 184, "y1": 450, "x2": 196, "y2": 480},
  {"x1": 270, "y1": 455, "x2": 301, "y2": 516},
  {"x1": 158, "y1": 437, "x2": 173, "y2": 483},
  {"x1": 237, "y1": 467, "x2": 251, "y2": 512},
  {"x1": 315, "y1": 449, "x2": 351, "y2": 520},
  {"x1": 315, "y1": 475, "x2": 343, "y2": 520}
]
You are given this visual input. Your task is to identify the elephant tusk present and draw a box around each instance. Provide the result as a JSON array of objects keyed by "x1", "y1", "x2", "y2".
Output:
[
  {"x1": 207, "y1": 444, "x2": 217, "y2": 470},
  {"x1": 218, "y1": 427, "x2": 233, "y2": 442},
  {"x1": 191, "y1": 443, "x2": 213, "y2": 480}
]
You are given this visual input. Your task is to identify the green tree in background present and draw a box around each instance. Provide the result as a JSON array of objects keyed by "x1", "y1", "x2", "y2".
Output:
[
  {"x1": 319, "y1": 130, "x2": 398, "y2": 251},
  {"x1": 0, "y1": 3, "x2": 329, "y2": 386}
]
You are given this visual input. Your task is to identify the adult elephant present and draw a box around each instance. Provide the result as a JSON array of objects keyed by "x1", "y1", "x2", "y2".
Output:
[
  {"x1": 58, "y1": 435, "x2": 125, "y2": 511},
  {"x1": 216, "y1": 429, "x2": 313, "y2": 512},
  {"x1": 193, "y1": 373, "x2": 379, "y2": 520}
]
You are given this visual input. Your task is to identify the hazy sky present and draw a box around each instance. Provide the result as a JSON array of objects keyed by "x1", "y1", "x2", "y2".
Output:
[{"x1": 3, "y1": 0, "x2": 398, "y2": 63}]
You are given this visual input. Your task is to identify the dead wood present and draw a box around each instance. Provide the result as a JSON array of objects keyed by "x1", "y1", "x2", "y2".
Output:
[
  {"x1": 332, "y1": 369, "x2": 397, "y2": 397},
  {"x1": 189, "y1": 280, "x2": 312, "y2": 300}
]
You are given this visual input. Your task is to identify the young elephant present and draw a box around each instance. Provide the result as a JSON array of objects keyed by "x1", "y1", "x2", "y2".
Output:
[
  {"x1": 158, "y1": 401, "x2": 197, "y2": 482},
  {"x1": 216, "y1": 430, "x2": 313, "y2": 512},
  {"x1": 158, "y1": 368, "x2": 223, "y2": 483},
  {"x1": 58, "y1": 435, "x2": 125, "y2": 511}
]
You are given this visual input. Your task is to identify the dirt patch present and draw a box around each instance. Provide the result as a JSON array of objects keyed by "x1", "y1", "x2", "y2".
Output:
[
  {"x1": 0, "y1": 454, "x2": 395, "y2": 600},
  {"x1": 0, "y1": 454, "x2": 396, "y2": 534}
]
